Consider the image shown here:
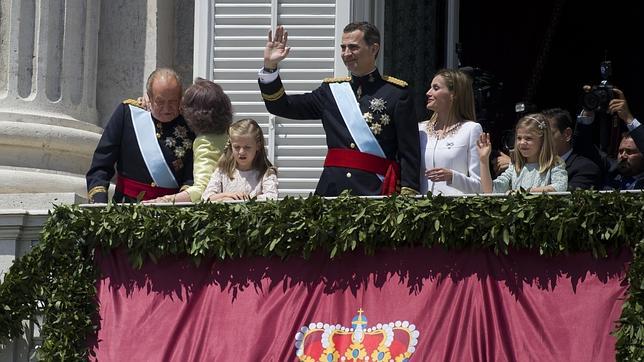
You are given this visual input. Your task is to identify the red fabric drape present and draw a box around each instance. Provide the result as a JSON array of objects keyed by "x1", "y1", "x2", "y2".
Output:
[{"x1": 89, "y1": 246, "x2": 630, "y2": 361}]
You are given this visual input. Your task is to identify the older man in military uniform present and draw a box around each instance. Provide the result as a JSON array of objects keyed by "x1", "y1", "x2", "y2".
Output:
[
  {"x1": 258, "y1": 22, "x2": 420, "y2": 196},
  {"x1": 86, "y1": 68, "x2": 195, "y2": 203}
]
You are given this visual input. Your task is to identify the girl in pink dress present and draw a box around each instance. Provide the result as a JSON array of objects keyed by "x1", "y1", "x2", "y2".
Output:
[{"x1": 202, "y1": 119, "x2": 278, "y2": 201}]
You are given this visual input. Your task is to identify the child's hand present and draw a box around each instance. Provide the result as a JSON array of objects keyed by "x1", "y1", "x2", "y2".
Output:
[
  {"x1": 209, "y1": 192, "x2": 249, "y2": 202},
  {"x1": 227, "y1": 192, "x2": 249, "y2": 200},
  {"x1": 476, "y1": 132, "x2": 492, "y2": 160}
]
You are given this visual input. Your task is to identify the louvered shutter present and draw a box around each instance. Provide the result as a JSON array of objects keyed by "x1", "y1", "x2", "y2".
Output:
[{"x1": 208, "y1": 0, "x2": 349, "y2": 197}]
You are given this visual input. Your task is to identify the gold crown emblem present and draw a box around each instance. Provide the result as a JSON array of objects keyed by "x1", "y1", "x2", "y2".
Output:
[{"x1": 294, "y1": 309, "x2": 420, "y2": 361}]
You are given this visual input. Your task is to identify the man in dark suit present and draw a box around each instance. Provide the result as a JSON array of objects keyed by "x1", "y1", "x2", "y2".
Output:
[
  {"x1": 86, "y1": 68, "x2": 195, "y2": 203},
  {"x1": 575, "y1": 88, "x2": 644, "y2": 190},
  {"x1": 542, "y1": 108, "x2": 602, "y2": 190},
  {"x1": 258, "y1": 22, "x2": 420, "y2": 196}
]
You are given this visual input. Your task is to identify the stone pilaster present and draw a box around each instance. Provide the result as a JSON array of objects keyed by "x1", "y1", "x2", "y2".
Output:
[
  {"x1": 0, "y1": 0, "x2": 102, "y2": 195},
  {"x1": 0, "y1": 0, "x2": 101, "y2": 129}
]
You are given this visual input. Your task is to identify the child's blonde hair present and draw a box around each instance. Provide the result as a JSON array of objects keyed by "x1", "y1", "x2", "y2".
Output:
[
  {"x1": 512, "y1": 113, "x2": 559, "y2": 173},
  {"x1": 217, "y1": 119, "x2": 276, "y2": 180}
]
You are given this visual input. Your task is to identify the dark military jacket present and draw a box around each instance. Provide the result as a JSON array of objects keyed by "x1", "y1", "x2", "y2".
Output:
[
  {"x1": 86, "y1": 101, "x2": 195, "y2": 203},
  {"x1": 259, "y1": 69, "x2": 420, "y2": 196}
]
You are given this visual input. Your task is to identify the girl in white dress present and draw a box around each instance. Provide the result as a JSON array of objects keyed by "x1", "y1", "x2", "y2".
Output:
[
  {"x1": 419, "y1": 69, "x2": 483, "y2": 195},
  {"x1": 202, "y1": 119, "x2": 278, "y2": 201},
  {"x1": 477, "y1": 113, "x2": 568, "y2": 193}
]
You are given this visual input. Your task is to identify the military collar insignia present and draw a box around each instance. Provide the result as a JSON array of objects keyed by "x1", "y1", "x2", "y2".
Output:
[{"x1": 349, "y1": 68, "x2": 380, "y2": 84}]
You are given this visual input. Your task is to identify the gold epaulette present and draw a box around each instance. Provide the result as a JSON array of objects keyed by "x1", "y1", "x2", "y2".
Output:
[
  {"x1": 323, "y1": 76, "x2": 351, "y2": 83},
  {"x1": 382, "y1": 75, "x2": 408, "y2": 88},
  {"x1": 122, "y1": 98, "x2": 144, "y2": 109}
]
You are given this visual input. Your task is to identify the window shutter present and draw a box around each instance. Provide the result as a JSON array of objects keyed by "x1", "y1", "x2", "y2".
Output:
[{"x1": 210, "y1": 0, "x2": 346, "y2": 197}]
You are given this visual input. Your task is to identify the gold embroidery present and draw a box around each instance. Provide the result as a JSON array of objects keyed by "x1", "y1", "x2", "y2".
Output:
[
  {"x1": 382, "y1": 75, "x2": 408, "y2": 88},
  {"x1": 323, "y1": 76, "x2": 351, "y2": 83},
  {"x1": 399, "y1": 187, "x2": 418, "y2": 196},
  {"x1": 261, "y1": 87, "x2": 285, "y2": 101},
  {"x1": 122, "y1": 98, "x2": 144, "y2": 108},
  {"x1": 88, "y1": 186, "x2": 107, "y2": 201}
]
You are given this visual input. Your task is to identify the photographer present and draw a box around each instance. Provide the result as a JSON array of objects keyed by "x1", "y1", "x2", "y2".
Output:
[{"x1": 576, "y1": 88, "x2": 644, "y2": 189}]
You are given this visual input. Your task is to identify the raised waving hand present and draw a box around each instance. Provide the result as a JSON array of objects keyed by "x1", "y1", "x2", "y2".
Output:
[{"x1": 264, "y1": 26, "x2": 291, "y2": 69}]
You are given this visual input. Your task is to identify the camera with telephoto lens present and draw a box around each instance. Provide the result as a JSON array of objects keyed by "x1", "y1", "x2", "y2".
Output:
[{"x1": 581, "y1": 61, "x2": 613, "y2": 112}]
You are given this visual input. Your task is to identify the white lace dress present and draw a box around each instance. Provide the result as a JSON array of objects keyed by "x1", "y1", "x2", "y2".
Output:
[
  {"x1": 419, "y1": 120, "x2": 483, "y2": 195},
  {"x1": 201, "y1": 168, "x2": 278, "y2": 201}
]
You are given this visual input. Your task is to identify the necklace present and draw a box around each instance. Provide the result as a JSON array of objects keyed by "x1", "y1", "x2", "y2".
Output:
[{"x1": 425, "y1": 119, "x2": 463, "y2": 140}]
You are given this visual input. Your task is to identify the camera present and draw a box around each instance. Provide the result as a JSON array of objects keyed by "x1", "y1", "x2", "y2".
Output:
[{"x1": 581, "y1": 61, "x2": 613, "y2": 111}]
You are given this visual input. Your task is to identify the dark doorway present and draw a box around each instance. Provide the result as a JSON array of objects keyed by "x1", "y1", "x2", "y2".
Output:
[
  {"x1": 383, "y1": 0, "x2": 446, "y2": 122},
  {"x1": 459, "y1": 0, "x2": 643, "y2": 140}
]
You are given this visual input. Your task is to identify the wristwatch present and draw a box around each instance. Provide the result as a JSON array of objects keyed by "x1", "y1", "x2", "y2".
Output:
[{"x1": 263, "y1": 67, "x2": 277, "y2": 73}]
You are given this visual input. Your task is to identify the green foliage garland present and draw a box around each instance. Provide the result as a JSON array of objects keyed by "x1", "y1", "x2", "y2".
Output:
[{"x1": 0, "y1": 191, "x2": 642, "y2": 360}]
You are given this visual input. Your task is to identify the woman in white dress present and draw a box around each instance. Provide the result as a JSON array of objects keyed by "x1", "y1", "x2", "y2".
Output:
[{"x1": 419, "y1": 69, "x2": 483, "y2": 195}]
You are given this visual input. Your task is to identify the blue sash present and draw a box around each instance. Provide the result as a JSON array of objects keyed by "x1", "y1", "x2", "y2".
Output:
[
  {"x1": 329, "y1": 82, "x2": 385, "y2": 179},
  {"x1": 129, "y1": 105, "x2": 179, "y2": 188}
]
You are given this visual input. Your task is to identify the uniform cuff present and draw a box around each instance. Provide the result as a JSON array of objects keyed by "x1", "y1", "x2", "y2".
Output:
[
  {"x1": 577, "y1": 114, "x2": 594, "y2": 125},
  {"x1": 258, "y1": 68, "x2": 280, "y2": 84},
  {"x1": 88, "y1": 186, "x2": 108, "y2": 203},
  {"x1": 399, "y1": 187, "x2": 418, "y2": 196},
  {"x1": 627, "y1": 118, "x2": 641, "y2": 132}
]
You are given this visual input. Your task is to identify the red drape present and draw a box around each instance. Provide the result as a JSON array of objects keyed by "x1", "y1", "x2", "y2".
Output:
[{"x1": 89, "y1": 246, "x2": 630, "y2": 361}]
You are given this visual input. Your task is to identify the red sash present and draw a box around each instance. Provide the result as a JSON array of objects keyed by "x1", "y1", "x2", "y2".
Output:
[
  {"x1": 323, "y1": 148, "x2": 400, "y2": 195},
  {"x1": 116, "y1": 175, "x2": 178, "y2": 200}
]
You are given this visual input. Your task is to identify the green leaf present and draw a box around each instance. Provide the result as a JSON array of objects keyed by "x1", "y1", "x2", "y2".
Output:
[
  {"x1": 502, "y1": 229, "x2": 510, "y2": 245},
  {"x1": 269, "y1": 238, "x2": 279, "y2": 251},
  {"x1": 396, "y1": 214, "x2": 405, "y2": 224},
  {"x1": 1, "y1": 191, "x2": 643, "y2": 360}
]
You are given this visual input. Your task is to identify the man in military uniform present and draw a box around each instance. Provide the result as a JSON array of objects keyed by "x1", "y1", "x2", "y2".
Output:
[
  {"x1": 258, "y1": 22, "x2": 420, "y2": 196},
  {"x1": 86, "y1": 68, "x2": 195, "y2": 203}
]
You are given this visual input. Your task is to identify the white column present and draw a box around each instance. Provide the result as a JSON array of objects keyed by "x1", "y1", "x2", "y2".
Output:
[
  {"x1": 0, "y1": 0, "x2": 102, "y2": 196},
  {"x1": 0, "y1": 0, "x2": 101, "y2": 130}
]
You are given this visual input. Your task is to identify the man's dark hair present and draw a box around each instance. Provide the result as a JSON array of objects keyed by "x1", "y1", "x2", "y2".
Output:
[
  {"x1": 343, "y1": 22, "x2": 380, "y2": 47},
  {"x1": 542, "y1": 108, "x2": 573, "y2": 133}
]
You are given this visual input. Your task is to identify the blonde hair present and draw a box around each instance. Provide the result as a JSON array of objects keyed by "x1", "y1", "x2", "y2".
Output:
[
  {"x1": 512, "y1": 113, "x2": 560, "y2": 173},
  {"x1": 428, "y1": 68, "x2": 477, "y2": 124},
  {"x1": 217, "y1": 119, "x2": 276, "y2": 180}
]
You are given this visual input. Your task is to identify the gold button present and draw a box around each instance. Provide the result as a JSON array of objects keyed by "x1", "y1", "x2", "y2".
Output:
[
  {"x1": 346, "y1": 172, "x2": 352, "y2": 178},
  {"x1": 151, "y1": 182, "x2": 156, "y2": 187},
  {"x1": 350, "y1": 143, "x2": 356, "y2": 149},
  {"x1": 156, "y1": 133, "x2": 161, "y2": 139}
]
